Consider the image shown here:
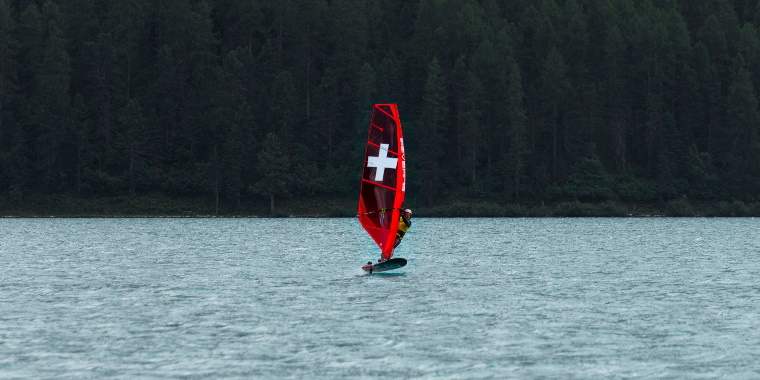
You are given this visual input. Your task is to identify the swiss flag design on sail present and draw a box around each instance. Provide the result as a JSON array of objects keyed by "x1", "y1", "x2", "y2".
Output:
[{"x1": 367, "y1": 144, "x2": 397, "y2": 182}]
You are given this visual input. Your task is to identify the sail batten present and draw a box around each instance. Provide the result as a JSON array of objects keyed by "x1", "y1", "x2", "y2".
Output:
[
  {"x1": 360, "y1": 180, "x2": 397, "y2": 191},
  {"x1": 375, "y1": 106, "x2": 395, "y2": 119},
  {"x1": 357, "y1": 104, "x2": 406, "y2": 261},
  {"x1": 364, "y1": 143, "x2": 400, "y2": 156}
]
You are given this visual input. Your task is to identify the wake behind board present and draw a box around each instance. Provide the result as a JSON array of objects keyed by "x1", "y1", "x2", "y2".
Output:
[{"x1": 362, "y1": 258, "x2": 407, "y2": 273}]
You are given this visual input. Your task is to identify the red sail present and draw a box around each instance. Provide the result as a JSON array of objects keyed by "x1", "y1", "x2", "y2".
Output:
[{"x1": 357, "y1": 104, "x2": 406, "y2": 261}]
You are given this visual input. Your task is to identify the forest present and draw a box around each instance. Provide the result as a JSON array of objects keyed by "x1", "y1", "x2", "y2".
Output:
[{"x1": 2, "y1": 0, "x2": 760, "y2": 216}]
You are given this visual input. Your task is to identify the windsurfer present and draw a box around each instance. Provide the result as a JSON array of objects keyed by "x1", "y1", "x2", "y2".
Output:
[
  {"x1": 395, "y1": 209, "x2": 412, "y2": 248},
  {"x1": 379, "y1": 208, "x2": 412, "y2": 262}
]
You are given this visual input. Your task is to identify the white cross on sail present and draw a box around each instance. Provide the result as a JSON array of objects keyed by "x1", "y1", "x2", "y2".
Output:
[{"x1": 367, "y1": 144, "x2": 397, "y2": 181}]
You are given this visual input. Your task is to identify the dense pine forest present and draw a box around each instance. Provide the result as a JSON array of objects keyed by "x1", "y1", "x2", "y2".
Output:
[{"x1": 2, "y1": 0, "x2": 760, "y2": 216}]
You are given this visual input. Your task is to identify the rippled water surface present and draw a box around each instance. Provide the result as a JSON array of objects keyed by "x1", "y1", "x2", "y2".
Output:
[{"x1": 1, "y1": 217, "x2": 760, "y2": 379}]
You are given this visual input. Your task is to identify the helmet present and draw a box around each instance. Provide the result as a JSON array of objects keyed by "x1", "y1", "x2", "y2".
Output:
[{"x1": 404, "y1": 209, "x2": 412, "y2": 215}]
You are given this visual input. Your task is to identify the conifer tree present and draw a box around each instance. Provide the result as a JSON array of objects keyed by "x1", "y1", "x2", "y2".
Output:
[
  {"x1": 505, "y1": 58, "x2": 528, "y2": 200},
  {"x1": 0, "y1": 0, "x2": 16, "y2": 138},
  {"x1": 252, "y1": 132, "x2": 292, "y2": 214},
  {"x1": 417, "y1": 57, "x2": 447, "y2": 205},
  {"x1": 118, "y1": 99, "x2": 149, "y2": 194},
  {"x1": 725, "y1": 53, "x2": 760, "y2": 197}
]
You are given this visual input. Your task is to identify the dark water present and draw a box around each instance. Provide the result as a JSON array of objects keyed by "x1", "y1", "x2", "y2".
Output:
[{"x1": 1, "y1": 218, "x2": 759, "y2": 379}]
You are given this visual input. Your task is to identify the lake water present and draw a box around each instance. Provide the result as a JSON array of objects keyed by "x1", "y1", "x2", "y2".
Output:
[{"x1": 1, "y1": 217, "x2": 759, "y2": 379}]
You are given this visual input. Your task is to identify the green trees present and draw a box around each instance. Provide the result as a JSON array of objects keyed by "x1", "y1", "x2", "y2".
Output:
[
  {"x1": 22, "y1": 2, "x2": 73, "y2": 191},
  {"x1": 3, "y1": 0, "x2": 760, "y2": 209},
  {"x1": 0, "y1": 0, "x2": 17, "y2": 196}
]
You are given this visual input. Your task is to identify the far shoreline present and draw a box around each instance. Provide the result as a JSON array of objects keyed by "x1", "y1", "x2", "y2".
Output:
[{"x1": 2, "y1": 194, "x2": 759, "y2": 218}]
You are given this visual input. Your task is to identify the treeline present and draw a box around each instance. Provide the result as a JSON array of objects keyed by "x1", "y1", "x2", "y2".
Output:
[{"x1": 1, "y1": 0, "x2": 760, "y2": 213}]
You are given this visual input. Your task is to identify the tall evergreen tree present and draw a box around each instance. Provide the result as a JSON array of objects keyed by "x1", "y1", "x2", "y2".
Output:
[
  {"x1": 28, "y1": 1, "x2": 73, "y2": 191},
  {"x1": 106, "y1": 0, "x2": 147, "y2": 103},
  {"x1": 353, "y1": 62, "x2": 377, "y2": 159},
  {"x1": 118, "y1": 99, "x2": 151, "y2": 194},
  {"x1": 460, "y1": 70, "x2": 485, "y2": 184},
  {"x1": 81, "y1": 31, "x2": 121, "y2": 173},
  {"x1": 220, "y1": 0, "x2": 263, "y2": 53},
  {"x1": 537, "y1": 46, "x2": 571, "y2": 181},
  {"x1": 505, "y1": 58, "x2": 528, "y2": 200},
  {"x1": 222, "y1": 122, "x2": 245, "y2": 207},
  {"x1": 0, "y1": 0, "x2": 15, "y2": 137},
  {"x1": 252, "y1": 132, "x2": 292, "y2": 213},
  {"x1": 416, "y1": 57, "x2": 447, "y2": 205},
  {"x1": 739, "y1": 22, "x2": 760, "y2": 95},
  {"x1": 0, "y1": 0, "x2": 17, "y2": 193},
  {"x1": 603, "y1": 25, "x2": 629, "y2": 173},
  {"x1": 270, "y1": 70, "x2": 298, "y2": 152},
  {"x1": 724, "y1": 53, "x2": 760, "y2": 197}
]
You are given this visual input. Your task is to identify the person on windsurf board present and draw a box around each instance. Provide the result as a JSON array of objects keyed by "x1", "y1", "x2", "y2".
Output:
[
  {"x1": 358, "y1": 104, "x2": 409, "y2": 272},
  {"x1": 372, "y1": 208, "x2": 412, "y2": 264},
  {"x1": 391, "y1": 208, "x2": 412, "y2": 256}
]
